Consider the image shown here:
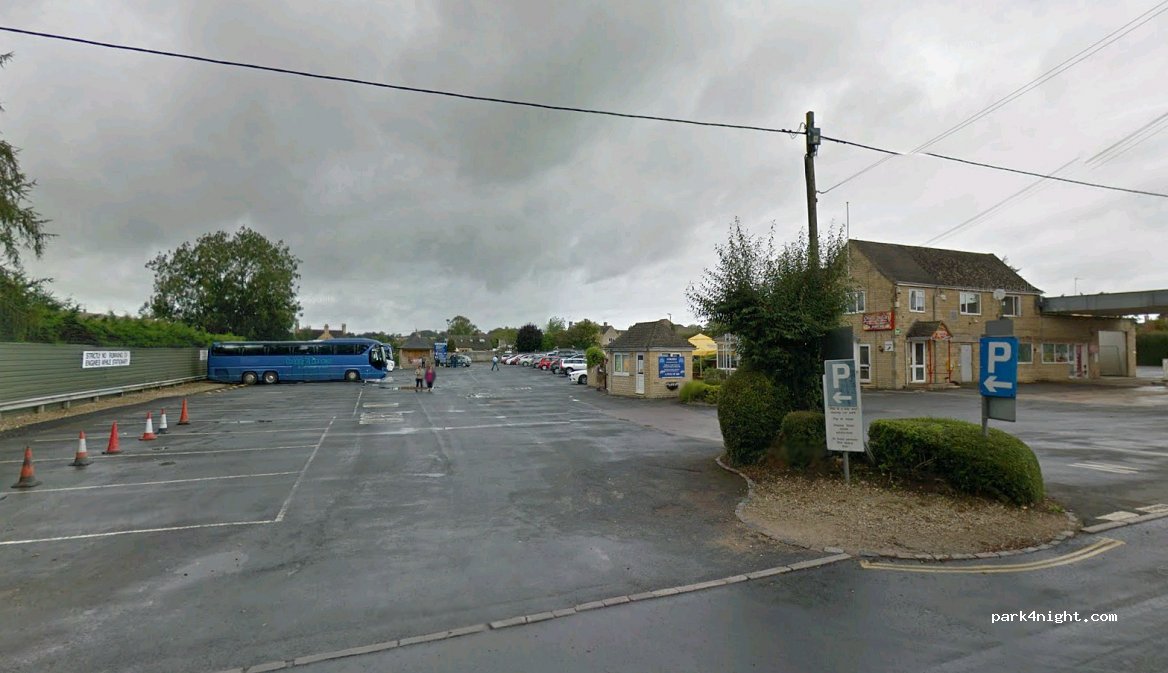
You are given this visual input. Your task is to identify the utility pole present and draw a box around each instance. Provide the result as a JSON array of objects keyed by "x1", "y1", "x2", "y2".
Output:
[{"x1": 804, "y1": 111, "x2": 821, "y2": 266}]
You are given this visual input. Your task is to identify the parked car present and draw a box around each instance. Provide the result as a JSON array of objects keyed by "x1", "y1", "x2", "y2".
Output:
[
  {"x1": 537, "y1": 355, "x2": 555, "y2": 370},
  {"x1": 558, "y1": 357, "x2": 587, "y2": 375},
  {"x1": 448, "y1": 353, "x2": 472, "y2": 367},
  {"x1": 568, "y1": 368, "x2": 588, "y2": 385}
]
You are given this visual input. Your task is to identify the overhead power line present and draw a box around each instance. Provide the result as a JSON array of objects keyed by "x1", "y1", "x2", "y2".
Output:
[
  {"x1": 818, "y1": 0, "x2": 1168, "y2": 194},
  {"x1": 921, "y1": 158, "x2": 1079, "y2": 246},
  {"x1": 2, "y1": 25, "x2": 1164, "y2": 201},
  {"x1": 0, "y1": 25, "x2": 803, "y2": 136},
  {"x1": 821, "y1": 135, "x2": 1168, "y2": 198}
]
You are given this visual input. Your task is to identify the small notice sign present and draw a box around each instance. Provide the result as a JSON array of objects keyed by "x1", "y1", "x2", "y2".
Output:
[
  {"x1": 82, "y1": 351, "x2": 132, "y2": 369},
  {"x1": 658, "y1": 355, "x2": 685, "y2": 378}
]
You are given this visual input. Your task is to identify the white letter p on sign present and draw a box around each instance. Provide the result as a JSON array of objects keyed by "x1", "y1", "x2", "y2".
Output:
[{"x1": 988, "y1": 342, "x2": 1011, "y2": 373}]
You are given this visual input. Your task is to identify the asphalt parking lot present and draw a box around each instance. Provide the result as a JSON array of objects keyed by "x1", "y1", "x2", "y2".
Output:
[
  {"x1": 3, "y1": 364, "x2": 1165, "y2": 672},
  {"x1": 0, "y1": 365, "x2": 816, "y2": 673}
]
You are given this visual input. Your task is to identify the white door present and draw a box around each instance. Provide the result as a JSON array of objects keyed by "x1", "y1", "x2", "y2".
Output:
[
  {"x1": 959, "y1": 344, "x2": 972, "y2": 383},
  {"x1": 910, "y1": 342, "x2": 927, "y2": 383},
  {"x1": 635, "y1": 353, "x2": 645, "y2": 394}
]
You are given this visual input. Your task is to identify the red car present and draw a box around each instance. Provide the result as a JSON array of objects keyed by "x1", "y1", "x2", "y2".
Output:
[{"x1": 537, "y1": 356, "x2": 555, "y2": 370}]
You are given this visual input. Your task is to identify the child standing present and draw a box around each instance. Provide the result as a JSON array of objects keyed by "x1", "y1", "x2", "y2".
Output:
[{"x1": 414, "y1": 362, "x2": 424, "y2": 392}]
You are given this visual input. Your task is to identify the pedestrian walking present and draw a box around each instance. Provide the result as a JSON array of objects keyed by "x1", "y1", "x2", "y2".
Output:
[
  {"x1": 425, "y1": 364, "x2": 436, "y2": 392},
  {"x1": 491, "y1": 355, "x2": 500, "y2": 371},
  {"x1": 414, "y1": 362, "x2": 424, "y2": 392}
]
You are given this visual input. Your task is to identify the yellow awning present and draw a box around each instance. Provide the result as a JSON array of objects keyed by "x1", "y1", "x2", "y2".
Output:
[{"x1": 688, "y1": 333, "x2": 718, "y2": 357}]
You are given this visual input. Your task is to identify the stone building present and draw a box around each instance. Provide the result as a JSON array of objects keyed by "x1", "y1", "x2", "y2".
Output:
[
  {"x1": 845, "y1": 240, "x2": 1136, "y2": 388},
  {"x1": 603, "y1": 319, "x2": 694, "y2": 398}
]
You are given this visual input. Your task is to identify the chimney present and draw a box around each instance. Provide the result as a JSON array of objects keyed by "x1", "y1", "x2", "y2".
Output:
[{"x1": 341, "y1": 323, "x2": 347, "y2": 334}]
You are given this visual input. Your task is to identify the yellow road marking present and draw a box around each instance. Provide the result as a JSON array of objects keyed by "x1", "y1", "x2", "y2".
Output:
[{"x1": 859, "y1": 538, "x2": 1124, "y2": 573}]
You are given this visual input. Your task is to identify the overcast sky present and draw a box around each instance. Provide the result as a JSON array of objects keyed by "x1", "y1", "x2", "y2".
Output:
[{"x1": 2, "y1": 0, "x2": 1165, "y2": 335}]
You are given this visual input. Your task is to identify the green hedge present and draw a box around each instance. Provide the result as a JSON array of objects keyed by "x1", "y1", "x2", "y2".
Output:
[
  {"x1": 868, "y1": 417, "x2": 1044, "y2": 506},
  {"x1": 1136, "y1": 332, "x2": 1168, "y2": 366},
  {"x1": 777, "y1": 411, "x2": 827, "y2": 468},
  {"x1": 679, "y1": 380, "x2": 721, "y2": 404},
  {"x1": 26, "y1": 312, "x2": 240, "y2": 347},
  {"x1": 717, "y1": 369, "x2": 790, "y2": 465}
]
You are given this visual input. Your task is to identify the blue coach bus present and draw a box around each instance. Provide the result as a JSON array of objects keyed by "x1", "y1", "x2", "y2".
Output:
[{"x1": 207, "y1": 338, "x2": 392, "y2": 384}]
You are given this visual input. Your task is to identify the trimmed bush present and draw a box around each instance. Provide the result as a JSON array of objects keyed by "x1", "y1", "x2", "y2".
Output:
[
  {"x1": 777, "y1": 411, "x2": 827, "y2": 468},
  {"x1": 717, "y1": 369, "x2": 791, "y2": 465},
  {"x1": 868, "y1": 417, "x2": 1044, "y2": 506},
  {"x1": 705, "y1": 385, "x2": 721, "y2": 406}
]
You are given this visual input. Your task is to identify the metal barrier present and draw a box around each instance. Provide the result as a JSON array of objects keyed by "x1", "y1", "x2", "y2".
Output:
[{"x1": 0, "y1": 375, "x2": 206, "y2": 419}]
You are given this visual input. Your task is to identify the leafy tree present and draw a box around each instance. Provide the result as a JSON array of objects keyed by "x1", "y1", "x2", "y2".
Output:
[
  {"x1": 686, "y1": 218, "x2": 851, "y2": 410},
  {"x1": 539, "y1": 316, "x2": 564, "y2": 350},
  {"x1": 143, "y1": 226, "x2": 301, "y2": 340},
  {"x1": 446, "y1": 315, "x2": 478, "y2": 336},
  {"x1": 562, "y1": 319, "x2": 601, "y2": 349},
  {"x1": 0, "y1": 53, "x2": 52, "y2": 273},
  {"x1": 488, "y1": 326, "x2": 518, "y2": 349},
  {"x1": 516, "y1": 323, "x2": 543, "y2": 352}
]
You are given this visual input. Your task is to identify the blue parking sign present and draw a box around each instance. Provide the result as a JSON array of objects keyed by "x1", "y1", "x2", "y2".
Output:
[{"x1": 979, "y1": 336, "x2": 1018, "y2": 398}]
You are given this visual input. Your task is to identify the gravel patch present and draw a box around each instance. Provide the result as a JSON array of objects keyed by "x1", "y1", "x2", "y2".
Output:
[
  {"x1": 736, "y1": 464, "x2": 1073, "y2": 555},
  {"x1": 0, "y1": 382, "x2": 228, "y2": 434}
]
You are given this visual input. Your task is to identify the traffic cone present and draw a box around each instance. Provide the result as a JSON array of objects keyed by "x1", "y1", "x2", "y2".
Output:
[
  {"x1": 177, "y1": 399, "x2": 191, "y2": 425},
  {"x1": 70, "y1": 431, "x2": 92, "y2": 467},
  {"x1": 103, "y1": 421, "x2": 122, "y2": 455},
  {"x1": 140, "y1": 412, "x2": 157, "y2": 441},
  {"x1": 158, "y1": 409, "x2": 169, "y2": 435},
  {"x1": 11, "y1": 447, "x2": 41, "y2": 489}
]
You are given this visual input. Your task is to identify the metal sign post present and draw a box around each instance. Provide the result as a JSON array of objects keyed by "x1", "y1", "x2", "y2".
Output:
[
  {"x1": 979, "y1": 319, "x2": 1018, "y2": 437},
  {"x1": 823, "y1": 358, "x2": 864, "y2": 484}
]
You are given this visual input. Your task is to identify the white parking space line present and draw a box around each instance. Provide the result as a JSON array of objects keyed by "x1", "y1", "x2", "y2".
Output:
[
  {"x1": 1068, "y1": 461, "x2": 1140, "y2": 475},
  {"x1": 0, "y1": 444, "x2": 316, "y2": 465},
  {"x1": 352, "y1": 387, "x2": 365, "y2": 418},
  {"x1": 31, "y1": 427, "x2": 331, "y2": 442},
  {"x1": 0, "y1": 520, "x2": 274, "y2": 546},
  {"x1": 274, "y1": 417, "x2": 336, "y2": 522},
  {"x1": 12, "y1": 471, "x2": 300, "y2": 494},
  {"x1": 1096, "y1": 511, "x2": 1141, "y2": 521},
  {"x1": 1137, "y1": 503, "x2": 1168, "y2": 514}
]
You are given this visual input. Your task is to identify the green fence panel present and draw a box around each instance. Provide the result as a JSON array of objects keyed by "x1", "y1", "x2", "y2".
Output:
[{"x1": 0, "y1": 343, "x2": 206, "y2": 405}]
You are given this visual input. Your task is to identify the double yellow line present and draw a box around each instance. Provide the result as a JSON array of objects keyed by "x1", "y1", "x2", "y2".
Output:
[{"x1": 860, "y1": 538, "x2": 1124, "y2": 574}]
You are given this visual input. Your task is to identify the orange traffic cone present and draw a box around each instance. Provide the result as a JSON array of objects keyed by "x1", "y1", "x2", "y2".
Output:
[
  {"x1": 140, "y1": 412, "x2": 157, "y2": 441},
  {"x1": 70, "y1": 431, "x2": 92, "y2": 467},
  {"x1": 103, "y1": 421, "x2": 122, "y2": 455},
  {"x1": 177, "y1": 398, "x2": 191, "y2": 425},
  {"x1": 11, "y1": 447, "x2": 41, "y2": 489},
  {"x1": 158, "y1": 409, "x2": 169, "y2": 435}
]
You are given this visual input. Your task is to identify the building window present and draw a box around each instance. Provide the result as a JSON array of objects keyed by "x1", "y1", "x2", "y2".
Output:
[
  {"x1": 1002, "y1": 295, "x2": 1021, "y2": 317},
  {"x1": 858, "y1": 344, "x2": 871, "y2": 382},
  {"x1": 960, "y1": 291, "x2": 981, "y2": 315},
  {"x1": 1042, "y1": 343, "x2": 1071, "y2": 364},
  {"x1": 717, "y1": 334, "x2": 739, "y2": 371},
  {"x1": 846, "y1": 290, "x2": 866, "y2": 314},
  {"x1": 909, "y1": 289, "x2": 926, "y2": 312},
  {"x1": 1018, "y1": 342, "x2": 1033, "y2": 364},
  {"x1": 613, "y1": 353, "x2": 628, "y2": 373}
]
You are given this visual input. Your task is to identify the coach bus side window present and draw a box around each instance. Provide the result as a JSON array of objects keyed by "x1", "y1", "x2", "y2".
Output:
[
  {"x1": 267, "y1": 344, "x2": 295, "y2": 356},
  {"x1": 241, "y1": 345, "x2": 266, "y2": 356}
]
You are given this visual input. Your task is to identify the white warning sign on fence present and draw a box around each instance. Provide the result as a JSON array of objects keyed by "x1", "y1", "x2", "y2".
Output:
[{"x1": 82, "y1": 351, "x2": 132, "y2": 369}]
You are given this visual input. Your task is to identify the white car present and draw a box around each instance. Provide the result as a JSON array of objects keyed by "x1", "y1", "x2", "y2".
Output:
[
  {"x1": 558, "y1": 357, "x2": 587, "y2": 375},
  {"x1": 568, "y1": 368, "x2": 588, "y2": 385}
]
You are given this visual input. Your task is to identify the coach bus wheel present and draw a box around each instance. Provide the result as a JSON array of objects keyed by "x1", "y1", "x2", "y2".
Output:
[
  {"x1": 242, "y1": 371, "x2": 259, "y2": 385},
  {"x1": 262, "y1": 371, "x2": 279, "y2": 385},
  {"x1": 344, "y1": 370, "x2": 360, "y2": 382}
]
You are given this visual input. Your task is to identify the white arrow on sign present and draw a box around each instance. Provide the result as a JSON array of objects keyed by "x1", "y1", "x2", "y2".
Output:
[
  {"x1": 983, "y1": 375, "x2": 1014, "y2": 393},
  {"x1": 832, "y1": 391, "x2": 852, "y2": 404}
]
